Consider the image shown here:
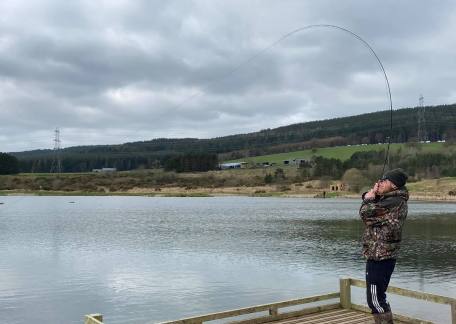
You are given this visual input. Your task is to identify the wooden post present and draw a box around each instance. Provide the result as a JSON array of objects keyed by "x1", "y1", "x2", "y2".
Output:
[
  {"x1": 269, "y1": 306, "x2": 278, "y2": 316},
  {"x1": 451, "y1": 303, "x2": 456, "y2": 324},
  {"x1": 84, "y1": 314, "x2": 103, "y2": 324},
  {"x1": 339, "y1": 278, "x2": 351, "y2": 309}
]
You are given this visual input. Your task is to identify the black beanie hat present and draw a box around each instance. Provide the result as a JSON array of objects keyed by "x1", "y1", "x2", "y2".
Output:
[{"x1": 381, "y1": 168, "x2": 408, "y2": 188}]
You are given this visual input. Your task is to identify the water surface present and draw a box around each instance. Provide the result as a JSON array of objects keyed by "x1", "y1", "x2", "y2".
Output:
[{"x1": 0, "y1": 196, "x2": 455, "y2": 323}]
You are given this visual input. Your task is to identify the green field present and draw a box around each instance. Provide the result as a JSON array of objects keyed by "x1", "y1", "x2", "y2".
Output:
[{"x1": 225, "y1": 142, "x2": 450, "y2": 164}]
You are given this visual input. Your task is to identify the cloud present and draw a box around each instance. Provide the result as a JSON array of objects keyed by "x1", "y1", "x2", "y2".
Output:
[{"x1": 0, "y1": 0, "x2": 455, "y2": 151}]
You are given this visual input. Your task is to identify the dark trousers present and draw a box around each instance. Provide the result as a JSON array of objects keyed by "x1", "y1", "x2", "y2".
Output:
[{"x1": 366, "y1": 258, "x2": 396, "y2": 314}]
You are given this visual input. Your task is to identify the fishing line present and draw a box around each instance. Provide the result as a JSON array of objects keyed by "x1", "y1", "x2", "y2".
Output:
[
  {"x1": 174, "y1": 24, "x2": 393, "y2": 177},
  {"x1": 14, "y1": 25, "x2": 394, "y2": 180}
]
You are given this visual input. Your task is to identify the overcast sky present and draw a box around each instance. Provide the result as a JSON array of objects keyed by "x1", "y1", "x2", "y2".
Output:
[{"x1": 1, "y1": 0, "x2": 455, "y2": 152}]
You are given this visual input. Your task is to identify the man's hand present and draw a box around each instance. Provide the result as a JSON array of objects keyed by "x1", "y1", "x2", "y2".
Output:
[
  {"x1": 362, "y1": 181, "x2": 381, "y2": 200},
  {"x1": 364, "y1": 189, "x2": 376, "y2": 200},
  {"x1": 373, "y1": 182, "x2": 380, "y2": 194}
]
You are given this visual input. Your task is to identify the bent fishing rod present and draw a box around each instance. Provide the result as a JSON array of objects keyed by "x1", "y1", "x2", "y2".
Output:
[{"x1": 174, "y1": 24, "x2": 394, "y2": 179}]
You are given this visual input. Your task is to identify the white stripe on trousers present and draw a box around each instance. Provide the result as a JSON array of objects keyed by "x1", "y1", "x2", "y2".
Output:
[{"x1": 371, "y1": 284, "x2": 384, "y2": 313}]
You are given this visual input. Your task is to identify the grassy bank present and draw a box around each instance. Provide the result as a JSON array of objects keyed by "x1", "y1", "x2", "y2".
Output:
[
  {"x1": 1, "y1": 168, "x2": 455, "y2": 201},
  {"x1": 225, "y1": 142, "x2": 451, "y2": 164}
]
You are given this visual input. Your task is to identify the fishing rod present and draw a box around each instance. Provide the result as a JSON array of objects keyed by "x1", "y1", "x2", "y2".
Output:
[
  {"x1": 15, "y1": 25, "x2": 394, "y2": 181},
  {"x1": 175, "y1": 24, "x2": 394, "y2": 178},
  {"x1": 266, "y1": 25, "x2": 393, "y2": 178}
]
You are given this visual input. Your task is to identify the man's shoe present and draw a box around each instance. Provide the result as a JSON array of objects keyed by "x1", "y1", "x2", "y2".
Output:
[{"x1": 373, "y1": 311, "x2": 394, "y2": 324}]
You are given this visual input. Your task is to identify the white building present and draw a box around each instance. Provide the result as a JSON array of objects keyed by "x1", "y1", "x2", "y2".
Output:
[
  {"x1": 92, "y1": 167, "x2": 117, "y2": 173},
  {"x1": 219, "y1": 162, "x2": 247, "y2": 170}
]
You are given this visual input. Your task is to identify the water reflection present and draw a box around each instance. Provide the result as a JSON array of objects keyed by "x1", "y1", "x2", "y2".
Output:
[
  {"x1": 0, "y1": 196, "x2": 455, "y2": 324},
  {"x1": 269, "y1": 213, "x2": 456, "y2": 281}
]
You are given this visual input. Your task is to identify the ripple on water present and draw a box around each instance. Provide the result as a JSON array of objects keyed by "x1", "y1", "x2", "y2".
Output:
[{"x1": 0, "y1": 196, "x2": 455, "y2": 324}]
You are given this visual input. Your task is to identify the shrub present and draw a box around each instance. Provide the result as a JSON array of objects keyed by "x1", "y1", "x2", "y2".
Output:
[
  {"x1": 274, "y1": 168, "x2": 286, "y2": 180},
  {"x1": 264, "y1": 173, "x2": 273, "y2": 184},
  {"x1": 342, "y1": 168, "x2": 370, "y2": 192}
]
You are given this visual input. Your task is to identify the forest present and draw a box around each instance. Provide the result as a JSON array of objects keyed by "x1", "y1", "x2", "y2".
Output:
[{"x1": 8, "y1": 103, "x2": 456, "y2": 173}]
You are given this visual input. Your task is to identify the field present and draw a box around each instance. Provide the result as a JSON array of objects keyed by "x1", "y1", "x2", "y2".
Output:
[
  {"x1": 225, "y1": 142, "x2": 450, "y2": 164},
  {"x1": 1, "y1": 141, "x2": 455, "y2": 200},
  {"x1": 1, "y1": 166, "x2": 455, "y2": 201}
]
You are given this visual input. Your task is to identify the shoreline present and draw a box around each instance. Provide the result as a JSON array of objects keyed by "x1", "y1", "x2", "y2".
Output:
[
  {"x1": 1, "y1": 188, "x2": 456, "y2": 203},
  {"x1": 2, "y1": 171, "x2": 456, "y2": 202}
]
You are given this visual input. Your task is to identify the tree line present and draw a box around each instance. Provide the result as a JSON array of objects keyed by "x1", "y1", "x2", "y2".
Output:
[
  {"x1": 0, "y1": 153, "x2": 19, "y2": 175},
  {"x1": 302, "y1": 146, "x2": 456, "y2": 189},
  {"x1": 9, "y1": 103, "x2": 456, "y2": 173}
]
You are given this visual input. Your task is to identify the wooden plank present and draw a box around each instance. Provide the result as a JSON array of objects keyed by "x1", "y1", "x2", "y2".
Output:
[
  {"x1": 350, "y1": 303, "x2": 434, "y2": 324},
  {"x1": 269, "y1": 309, "x2": 373, "y2": 324},
  {"x1": 226, "y1": 304, "x2": 341, "y2": 324},
  {"x1": 298, "y1": 311, "x2": 368, "y2": 324},
  {"x1": 272, "y1": 309, "x2": 351, "y2": 324},
  {"x1": 350, "y1": 278, "x2": 456, "y2": 305},
  {"x1": 349, "y1": 304, "x2": 373, "y2": 314},
  {"x1": 322, "y1": 315, "x2": 371, "y2": 324},
  {"x1": 387, "y1": 286, "x2": 456, "y2": 305},
  {"x1": 158, "y1": 293, "x2": 340, "y2": 324},
  {"x1": 339, "y1": 278, "x2": 351, "y2": 309},
  {"x1": 451, "y1": 302, "x2": 456, "y2": 324},
  {"x1": 332, "y1": 318, "x2": 374, "y2": 324},
  {"x1": 84, "y1": 314, "x2": 103, "y2": 324},
  {"x1": 333, "y1": 318, "x2": 374, "y2": 324}
]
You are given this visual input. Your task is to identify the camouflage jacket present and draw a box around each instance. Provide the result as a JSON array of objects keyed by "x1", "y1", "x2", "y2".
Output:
[{"x1": 359, "y1": 187, "x2": 409, "y2": 261}]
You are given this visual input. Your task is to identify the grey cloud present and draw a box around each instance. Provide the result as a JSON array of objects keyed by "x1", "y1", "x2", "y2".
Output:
[{"x1": 0, "y1": 0, "x2": 455, "y2": 152}]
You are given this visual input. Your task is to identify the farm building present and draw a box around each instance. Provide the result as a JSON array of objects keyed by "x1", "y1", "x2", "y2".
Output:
[
  {"x1": 219, "y1": 162, "x2": 247, "y2": 170},
  {"x1": 329, "y1": 181, "x2": 347, "y2": 191},
  {"x1": 92, "y1": 167, "x2": 117, "y2": 173},
  {"x1": 283, "y1": 158, "x2": 311, "y2": 167}
]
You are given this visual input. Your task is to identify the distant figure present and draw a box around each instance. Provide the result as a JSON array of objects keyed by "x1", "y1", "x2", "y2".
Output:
[
  {"x1": 323, "y1": 191, "x2": 326, "y2": 198},
  {"x1": 359, "y1": 168, "x2": 408, "y2": 324}
]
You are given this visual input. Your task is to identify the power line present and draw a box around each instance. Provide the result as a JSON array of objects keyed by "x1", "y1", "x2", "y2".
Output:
[
  {"x1": 417, "y1": 94, "x2": 427, "y2": 142},
  {"x1": 9, "y1": 25, "x2": 395, "y2": 178},
  {"x1": 50, "y1": 128, "x2": 62, "y2": 173},
  {"x1": 172, "y1": 24, "x2": 394, "y2": 177}
]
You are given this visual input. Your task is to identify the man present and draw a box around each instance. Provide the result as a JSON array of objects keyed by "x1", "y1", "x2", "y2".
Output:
[{"x1": 359, "y1": 168, "x2": 409, "y2": 324}]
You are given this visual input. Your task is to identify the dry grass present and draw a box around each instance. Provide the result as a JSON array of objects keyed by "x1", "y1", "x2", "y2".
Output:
[{"x1": 1, "y1": 169, "x2": 456, "y2": 201}]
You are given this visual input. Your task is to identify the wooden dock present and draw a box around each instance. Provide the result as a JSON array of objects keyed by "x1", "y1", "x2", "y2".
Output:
[
  {"x1": 84, "y1": 278, "x2": 456, "y2": 324},
  {"x1": 266, "y1": 308, "x2": 410, "y2": 323}
]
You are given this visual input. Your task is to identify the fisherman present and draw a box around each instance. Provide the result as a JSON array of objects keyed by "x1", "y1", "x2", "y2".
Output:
[{"x1": 359, "y1": 168, "x2": 409, "y2": 324}]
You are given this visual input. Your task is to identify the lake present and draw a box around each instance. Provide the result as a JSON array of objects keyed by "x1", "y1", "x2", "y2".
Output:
[{"x1": 0, "y1": 196, "x2": 455, "y2": 323}]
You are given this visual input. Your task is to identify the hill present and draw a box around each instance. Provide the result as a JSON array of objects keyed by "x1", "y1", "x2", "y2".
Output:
[
  {"x1": 227, "y1": 142, "x2": 449, "y2": 164},
  {"x1": 11, "y1": 103, "x2": 456, "y2": 172}
]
